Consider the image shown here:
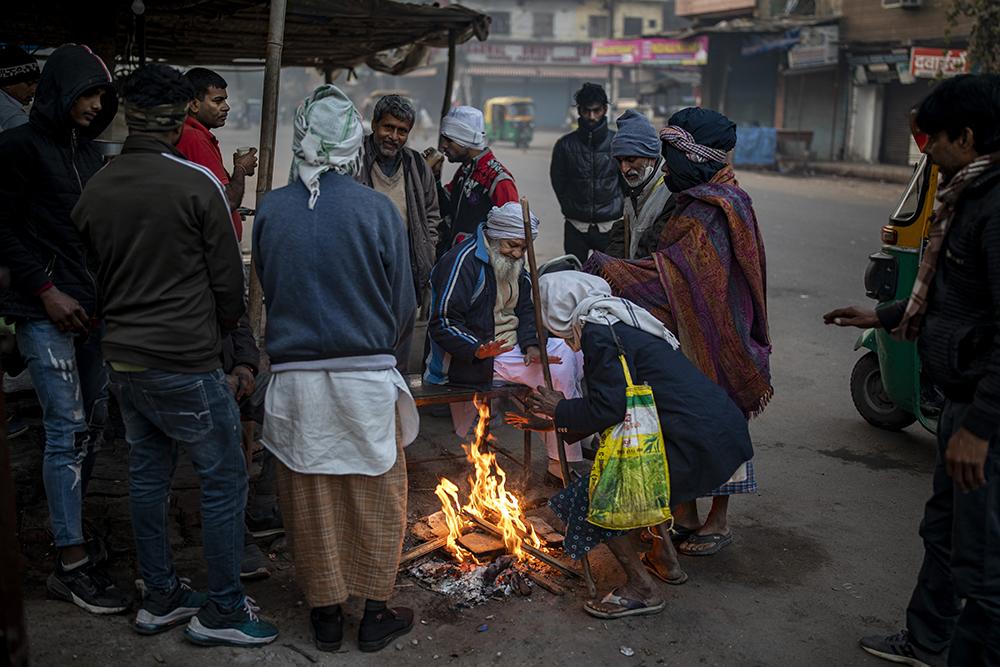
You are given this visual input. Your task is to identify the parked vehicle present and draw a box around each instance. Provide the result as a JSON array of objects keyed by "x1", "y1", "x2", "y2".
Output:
[
  {"x1": 484, "y1": 96, "x2": 534, "y2": 148},
  {"x1": 851, "y1": 127, "x2": 941, "y2": 434}
]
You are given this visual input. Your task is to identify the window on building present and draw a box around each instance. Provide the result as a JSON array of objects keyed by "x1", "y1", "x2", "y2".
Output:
[
  {"x1": 648, "y1": 18, "x2": 657, "y2": 28},
  {"x1": 623, "y1": 16, "x2": 643, "y2": 37},
  {"x1": 533, "y1": 12, "x2": 554, "y2": 38},
  {"x1": 491, "y1": 11, "x2": 511, "y2": 36},
  {"x1": 588, "y1": 14, "x2": 610, "y2": 38}
]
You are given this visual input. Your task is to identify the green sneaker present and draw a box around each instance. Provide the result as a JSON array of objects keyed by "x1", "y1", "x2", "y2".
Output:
[
  {"x1": 134, "y1": 582, "x2": 207, "y2": 635},
  {"x1": 184, "y1": 597, "x2": 278, "y2": 647}
]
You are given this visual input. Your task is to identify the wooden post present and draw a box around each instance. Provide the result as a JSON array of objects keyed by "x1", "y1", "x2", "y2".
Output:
[
  {"x1": 247, "y1": 0, "x2": 288, "y2": 338},
  {"x1": 519, "y1": 197, "x2": 597, "y2": 599},
  {"x1": 0, "y1": 359, "x2": 29, "y2": 666},
  {"x1": 441, "y1": 29, "x2": 457, "y2": 119}
]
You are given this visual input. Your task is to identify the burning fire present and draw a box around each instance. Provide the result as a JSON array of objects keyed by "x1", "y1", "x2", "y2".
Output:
[{"x1": 435, "y1": 398, "x2": 542, "y2": 562}]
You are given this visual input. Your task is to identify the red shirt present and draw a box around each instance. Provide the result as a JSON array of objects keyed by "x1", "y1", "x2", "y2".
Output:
[{"x1": 176, "y1": 116, "x2": 243, "y2": 241}]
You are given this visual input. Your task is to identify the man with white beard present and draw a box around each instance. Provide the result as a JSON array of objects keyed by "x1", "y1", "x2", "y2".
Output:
[
  {"x1": 605, "y1": 110, "x2": 673, "y2": 259},
  {"x1": 425, "y1": 202, "x2": 584, "y2": 479}
]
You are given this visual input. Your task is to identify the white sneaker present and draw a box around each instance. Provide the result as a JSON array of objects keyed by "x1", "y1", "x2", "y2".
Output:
[{"x1": 3, "y1": 369, "x2": 34, "y2": 394}]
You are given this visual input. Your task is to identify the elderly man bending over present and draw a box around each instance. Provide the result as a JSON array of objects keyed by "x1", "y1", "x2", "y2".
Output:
[
  {"x1": 254, "y1": 86, "x2": 419, "y2": 654},
  {"x1": 425, "y1": 202, "x2": 584, "y2": 479}
]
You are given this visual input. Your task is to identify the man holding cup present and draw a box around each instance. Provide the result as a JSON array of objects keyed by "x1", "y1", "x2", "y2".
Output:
[{"x1": 177, "y1": 67, "x2": 256, "y2": 242}]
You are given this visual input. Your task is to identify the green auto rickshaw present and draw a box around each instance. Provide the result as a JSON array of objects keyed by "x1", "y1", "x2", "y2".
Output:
[
  {"x1": 484, "y1": 97, "x2": 534, "y2": 148},
  {"x1": 851, "y1": 128, "x2": 940, "y2": 434}
]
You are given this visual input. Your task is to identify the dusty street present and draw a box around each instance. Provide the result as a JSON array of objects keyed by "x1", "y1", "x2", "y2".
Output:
[{"x1": 17, "y1": 130, "x2": 937, "y2": 666}]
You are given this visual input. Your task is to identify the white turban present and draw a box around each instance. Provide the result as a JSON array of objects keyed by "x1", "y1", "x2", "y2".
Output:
[
  {"x1": 289, "y1": 85, "x2": 364, "y2": 210},
  {"x1": 440, "y1": 105, "x2": 486, "y2": 149},
  {"x1": 485, "y1": 202, "x2": 537, "y2": 241},
  {"x1": 539, "y1": 272, "x2": 679, "y2": 351}
]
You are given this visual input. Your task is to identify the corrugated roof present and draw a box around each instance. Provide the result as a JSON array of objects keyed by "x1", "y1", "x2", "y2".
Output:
[{"x1": 2, "y1": 0, "x2": 490, "y2": 74}]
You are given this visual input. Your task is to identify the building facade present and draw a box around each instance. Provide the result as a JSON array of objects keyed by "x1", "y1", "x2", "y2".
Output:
[{"x1": 453, "y1": 0, "x2": 673, "y2": 128}]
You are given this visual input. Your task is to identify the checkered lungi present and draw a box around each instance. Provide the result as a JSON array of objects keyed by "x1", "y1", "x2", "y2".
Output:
[
  {"x1": 705, "y1": 460, "x2": 757, "y2": 496},
  {"x1": 276, "y1": 435, "x2": 407, "y2": 607}
]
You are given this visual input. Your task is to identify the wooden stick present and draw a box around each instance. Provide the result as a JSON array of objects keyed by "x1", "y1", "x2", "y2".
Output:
[
  {"x1": 526, "y1": 571, "x2": 566, "y2": 596},
  {"x1": 519, "y1": 196, "x2": 598, "y2": 599},
  {"x1": 398, "y1": 524, "x2": 471, "y2": 566},
  {"x1": 462, "y1": 510, "x2": 580, "y2": 579}
]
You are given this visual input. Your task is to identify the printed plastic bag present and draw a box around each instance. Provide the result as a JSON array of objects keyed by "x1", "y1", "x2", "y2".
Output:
[{"x1": 587, "y1": 355, "x2": 671, "y2": 530}]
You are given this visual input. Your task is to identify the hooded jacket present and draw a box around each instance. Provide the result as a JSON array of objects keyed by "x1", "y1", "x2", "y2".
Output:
[
  {"x1": 550, "y1": 118, "x2": 623, "y2": 225},
  {"x1": 0, "y1": 44, "x2": 116, "y2": 320}
]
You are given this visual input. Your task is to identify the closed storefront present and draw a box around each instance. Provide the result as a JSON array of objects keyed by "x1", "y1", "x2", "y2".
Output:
[{"x1": 879, "y1": 80, "x2": 935, "y2": 165}]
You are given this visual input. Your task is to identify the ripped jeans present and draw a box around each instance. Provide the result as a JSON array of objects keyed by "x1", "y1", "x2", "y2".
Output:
[{"x1": 16, "y1": 319, "x2": 108, "y2": 549}]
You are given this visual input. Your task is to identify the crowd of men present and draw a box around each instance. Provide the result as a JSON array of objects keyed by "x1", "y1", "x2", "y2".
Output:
[{"x1": 1, "y1": 40, "x2": 997, "y2": 665}]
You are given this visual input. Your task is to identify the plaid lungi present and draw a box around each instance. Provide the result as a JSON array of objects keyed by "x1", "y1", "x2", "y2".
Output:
[
  {"x1": 705, "y1": 460, "x2": 757, "y2": 496},
  {"x1": 276, "y1": 434, "x2": 407, "y2": 607}
]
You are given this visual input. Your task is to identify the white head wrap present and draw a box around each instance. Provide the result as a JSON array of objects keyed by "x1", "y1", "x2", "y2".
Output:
[
  {"x1": 485, "y1": 202, "x2": 537, "y2": 241},
  {"x1": 289, "y1": 85, "x2": 364, "y2": 210},
  {"x1": 440, "y1": 105, "x2": 486, "y2": 149},
  {"x1": 539, "y1": 272, "x2": 679, "y2": 351}
]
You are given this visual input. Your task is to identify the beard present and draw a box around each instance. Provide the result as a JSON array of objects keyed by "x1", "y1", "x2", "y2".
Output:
[
  {"x1": 623, "y1": 164, "x2": 655, "y2": 188},
  {"x1": 487, "y1": 239, "x2": 525, "y2": 285}
]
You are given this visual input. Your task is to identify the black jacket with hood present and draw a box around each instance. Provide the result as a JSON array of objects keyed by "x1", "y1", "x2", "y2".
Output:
[
  {"x1": 0, "y1": 44, "x2": 117, "y2": 321},
  {"x1": 549, "y1": 118, "x2": 624, "y2": 224}
]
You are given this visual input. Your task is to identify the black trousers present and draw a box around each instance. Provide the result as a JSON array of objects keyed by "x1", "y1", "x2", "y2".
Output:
[
  {"x1": 906, "y1": 400, "x2": 1000, "y2": 666},
  {"x1": 564, "y1": 220, "x2": 611, "y2": 265}
]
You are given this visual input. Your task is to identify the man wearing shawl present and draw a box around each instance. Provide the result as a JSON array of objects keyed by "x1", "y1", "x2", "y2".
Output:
[
  {"x1": 437, "y1": 105, "x2": 519, "y2": 246},
  {"x1": 425, "y1": 202, "x2": 585, "y2": 480},
  {"x1": 585, "y1": 107, "x2": 772, "y2": 557},
  {"x1": 253, "y1": 86, "x2": 419, "y2": 654},
  {"x1": 524, "y1": 272, "x2": 753, "y2": 619}
]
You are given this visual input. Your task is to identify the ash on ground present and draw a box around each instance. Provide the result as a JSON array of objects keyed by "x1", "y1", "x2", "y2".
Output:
[{"x1": 406, "y1": 554, "x2": 536, "y2": 608}]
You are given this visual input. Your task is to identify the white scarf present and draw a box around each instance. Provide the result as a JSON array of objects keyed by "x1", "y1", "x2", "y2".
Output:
[{"x1": 538, "y1": 272, "x2": 679, "y2": 351}]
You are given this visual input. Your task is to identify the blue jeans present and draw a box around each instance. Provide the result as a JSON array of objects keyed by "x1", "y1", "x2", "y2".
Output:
[
  {"x1": 16, "y1": 319, "x2": 108, "y2": 549},
  {"x1": 109, "y1": 367, "x2": 246, "y2": 610}
]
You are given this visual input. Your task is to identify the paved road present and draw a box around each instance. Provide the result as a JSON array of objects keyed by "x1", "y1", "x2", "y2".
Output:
[{"x1": 24, "y1": 130, "x2": 938, "y2": 666}]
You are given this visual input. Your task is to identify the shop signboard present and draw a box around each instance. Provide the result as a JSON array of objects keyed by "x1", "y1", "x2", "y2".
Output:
[
  {"x1": 592, "y1": 37, "x2": 708, "y2": 66},
  {"x1": 910, "y1": 48, "x2": 970, "y2": 79},
  {"x1": 787, "y1": 26, "x2": 839, "y2": 69},
  {"x1": 676, "y1": 0, "x2": 755, "y2": 16},
  {"x1": 591, "y1": 39, "x2": 641, "y2": 65}
]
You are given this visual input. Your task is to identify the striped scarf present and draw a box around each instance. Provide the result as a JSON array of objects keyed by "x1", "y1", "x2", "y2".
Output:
[
  {"x1": 659, "y1": 125, "x2": 729, "y2": 164},
  {"x1": 894, "y1": 151, "x2": 1000, "y2": 341}
]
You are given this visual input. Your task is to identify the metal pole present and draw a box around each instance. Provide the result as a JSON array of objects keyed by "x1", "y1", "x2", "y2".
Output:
[
  {"x1": 247, "y1": 0, "x2": 288, "y2": 337},
  {"x1": 441, "y1": 29, "x2": 457, "y2": 119},
  {"x1": 519, "y1": 197, "x2": 597, "y2": 599}
]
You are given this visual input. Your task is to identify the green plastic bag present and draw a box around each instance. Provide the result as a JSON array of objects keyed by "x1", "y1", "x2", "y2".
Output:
[{"x1": 587, "y1": 354, "x2": 672, "y2": 530}]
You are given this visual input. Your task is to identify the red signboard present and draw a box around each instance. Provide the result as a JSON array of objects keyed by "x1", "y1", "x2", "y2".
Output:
[{"x1": 910, "y1": 48, "x2": 970, "y2": 79}]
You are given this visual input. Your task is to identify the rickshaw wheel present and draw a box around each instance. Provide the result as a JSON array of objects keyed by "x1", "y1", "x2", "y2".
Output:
[{"x1": 850, "y1": 351, "x2": 916, "y2": 431}]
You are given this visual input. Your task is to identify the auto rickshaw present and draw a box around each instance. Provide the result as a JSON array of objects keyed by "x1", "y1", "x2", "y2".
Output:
[
  {"x1": 484, "y1": 97, "x2": 534, "y2": 148},
  {"x1": 850, "y1": 125, "x2": 940, "y2": 434}
]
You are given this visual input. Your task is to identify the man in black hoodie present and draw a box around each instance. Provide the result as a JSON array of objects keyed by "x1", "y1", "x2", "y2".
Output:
[
  {"x1": 0, "y1": 43, "x2": 129, "y2": 614},
  {"x1": 549, "y1": 83, "x2": 624, "y2": 264}
]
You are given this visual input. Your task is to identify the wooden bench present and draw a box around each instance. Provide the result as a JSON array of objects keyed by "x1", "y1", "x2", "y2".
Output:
[{"x1": 405, "y1": 374, "x2": 534, "y2": 484}]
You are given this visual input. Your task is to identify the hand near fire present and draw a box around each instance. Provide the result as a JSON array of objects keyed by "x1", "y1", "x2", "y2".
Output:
[
  {"x1": 523, "y1": 345, "x2": 562, "y2": 366},
  {"x1": 504, "y1": 394, "x2": 554, "y2": 431},
  {"x1": 526, "y1": 385, "x2": 565, "y2": 419},
  {"x1": 475, "y1": 338, "x2": 515, "y2": 359}
]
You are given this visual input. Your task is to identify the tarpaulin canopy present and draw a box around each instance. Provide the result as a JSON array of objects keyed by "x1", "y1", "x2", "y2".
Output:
[{"x1": 2, "y1": 0, "x2": 490, "y2": 75}]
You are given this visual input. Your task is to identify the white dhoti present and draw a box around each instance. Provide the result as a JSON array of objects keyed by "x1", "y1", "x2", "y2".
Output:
[{"x1": 450, "y1": 338, "x2": 584, "y2": 462}]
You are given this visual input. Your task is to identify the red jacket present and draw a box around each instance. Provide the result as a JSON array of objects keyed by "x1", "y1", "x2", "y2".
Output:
[{"x1": 176, "y1": 116, "x2": 243, "y2": 241}]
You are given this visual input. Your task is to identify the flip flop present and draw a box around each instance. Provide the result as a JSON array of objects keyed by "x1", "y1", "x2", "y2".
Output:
[
  {"x1": 669, "y1": 524, "x2": 698, "y2": 545},
  {"x1": 640, "y1": 552, "x2": 688, "y2": 585},
  {"x1": 583, "y1": 590, "x2": 665, "y2": 620},
  {"x1": 678, "y1": 532, "x2": 733, "y2": 557}
]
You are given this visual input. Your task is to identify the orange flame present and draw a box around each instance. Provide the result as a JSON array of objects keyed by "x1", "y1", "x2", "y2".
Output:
[{"x1": 433, "y1": 397, "x2": 541, "y2": 563}]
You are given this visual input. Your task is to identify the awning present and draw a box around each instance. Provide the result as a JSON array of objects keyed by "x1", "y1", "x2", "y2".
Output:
[
  {"x1": 2, "y1": 0, "x2": 490, "y2": 75},
  {"x1": 464, "y1": 65, "x2": 623, "y2": 79}
]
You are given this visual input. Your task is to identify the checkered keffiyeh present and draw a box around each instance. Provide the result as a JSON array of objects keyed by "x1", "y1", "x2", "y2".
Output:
[
  {"x1": 659, "y1": 125, "x2": 729, "y2": 164},
  {"x1": 894, "y1": 152, "x2": 1000, "y2": 341}
]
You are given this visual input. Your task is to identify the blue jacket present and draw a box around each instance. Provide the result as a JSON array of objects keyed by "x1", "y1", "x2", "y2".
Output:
[
  {"x1": 253, "y1": 172, "x2": 416, "y2": 365},
  {"x1": 425, "y1": 225, "x2": 539, "y2": 387}
]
